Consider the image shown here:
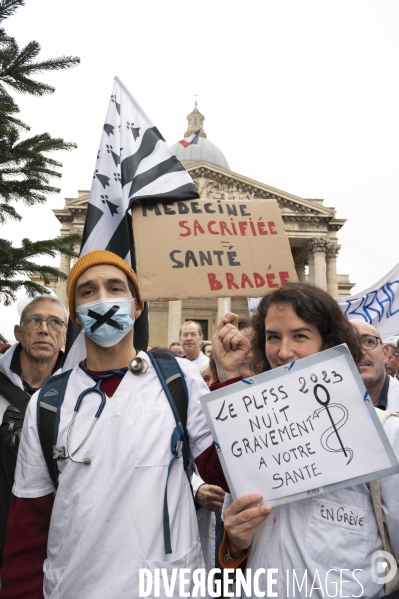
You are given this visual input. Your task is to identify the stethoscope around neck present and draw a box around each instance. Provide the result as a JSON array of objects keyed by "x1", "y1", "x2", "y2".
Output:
[{"x1": 65, "y1": 360, "x2": 128, "y2": 465}]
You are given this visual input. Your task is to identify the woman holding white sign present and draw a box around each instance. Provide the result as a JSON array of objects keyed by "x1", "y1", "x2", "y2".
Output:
[{"x1": 212, "y1": 282, "x2": 399, "y2": 599}]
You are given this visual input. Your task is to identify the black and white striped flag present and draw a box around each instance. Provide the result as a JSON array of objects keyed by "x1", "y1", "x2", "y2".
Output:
[
  {"x1": 80, "y1": 76, "x2": 199, "y2": 260},
  {"x1": 63, "y1": 77, "x2": 199, "y2": 367}
]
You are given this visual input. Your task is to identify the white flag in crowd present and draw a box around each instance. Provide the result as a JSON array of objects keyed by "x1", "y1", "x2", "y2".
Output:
[
  {"x1": 337, "y1": 262, "x2": 399, "y2": 339},
  {"x1": 80, "y1": 76, "x2": 199, "y2": 259},
  {"x1": 248, "y1": 262, "x2": 399, "y2": 339}
]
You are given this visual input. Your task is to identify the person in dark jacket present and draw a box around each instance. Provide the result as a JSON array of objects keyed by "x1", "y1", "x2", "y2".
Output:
[{"x1": 0, "y1": 295, "x2": 66, "y2": 566}]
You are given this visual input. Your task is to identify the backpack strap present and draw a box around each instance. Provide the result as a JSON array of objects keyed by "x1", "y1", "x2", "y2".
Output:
[
  {"x1": 37, "y1": 370, "x2": 73, "y2": 489},
  {"x1": 146, "y1": 351, "x2": 191, "y2": 554},
  {"x1": 146, "y1": 352, "x2": 189, "y2": 449},
  {"x1": 0, "y1": 372, "x2": 30, "y2": 412}
]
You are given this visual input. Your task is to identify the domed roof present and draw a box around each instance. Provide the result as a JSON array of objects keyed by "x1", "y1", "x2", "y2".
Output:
[
  {"x1": 172, "y1": 102, "x2": 230, "y2": 170},
  {"x1": 172, "y1": 136, "x2": 230, "y2": 170}
]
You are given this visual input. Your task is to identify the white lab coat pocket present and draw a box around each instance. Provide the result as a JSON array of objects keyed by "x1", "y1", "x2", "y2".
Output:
[
  {"x1": 135, "y1": 409, "x2": 181, "y2": 467},
  {"x1": 305, "y1": 491, "x2": 368, "y2": 569},
  {"x1": 143, "y1": 540, "x2": 207, "y2": 598},
  {"x1": 43, "y1": 560, "x2": 66, "y2": 599}
]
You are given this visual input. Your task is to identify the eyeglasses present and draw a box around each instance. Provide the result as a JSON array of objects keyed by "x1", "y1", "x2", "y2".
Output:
[
  {"x1": 22, "y1": 316, "x2": 66, "y2": 332},
  {"x1": 360, "y1": 334, "x2": 382, "y2": 350},
  {"x1": 180, "y1": 332, "x2": 200, "y2": 339}
]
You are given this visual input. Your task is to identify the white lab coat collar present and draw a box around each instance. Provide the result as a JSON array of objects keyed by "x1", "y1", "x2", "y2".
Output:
[{"x1": 0, "y1": 342, "x2": 24, "y2": 391}]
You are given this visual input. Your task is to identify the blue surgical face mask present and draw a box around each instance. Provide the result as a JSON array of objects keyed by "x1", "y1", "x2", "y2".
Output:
[{"x1": 75, "y1": 297, "x2": 135, "y2": 347}]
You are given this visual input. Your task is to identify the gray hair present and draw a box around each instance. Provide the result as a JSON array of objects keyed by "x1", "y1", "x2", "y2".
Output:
[{"x1": 20, "y1": 295, "x2": 68, "y2": 324}]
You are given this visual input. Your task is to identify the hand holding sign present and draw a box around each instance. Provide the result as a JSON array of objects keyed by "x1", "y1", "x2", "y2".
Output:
[
  {"x1": 195, "y1": 484, "x2": 225, "y2": 512},
  {"x1": 212, "y1": 312, "x2": 252, "y2": 382},
  {"x1": 223, "y1": 493, "x2": 273, "y2": 558}
]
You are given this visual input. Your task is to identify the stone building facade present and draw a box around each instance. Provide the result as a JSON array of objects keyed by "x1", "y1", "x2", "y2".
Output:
[{"x1": 45, "y1": 104, "x2": 354, "y2": 346}]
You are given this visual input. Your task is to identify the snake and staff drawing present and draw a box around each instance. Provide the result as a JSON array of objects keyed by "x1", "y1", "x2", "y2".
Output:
[{"x1": 312, "y1": 383, "x2": 353, "y2": 465}]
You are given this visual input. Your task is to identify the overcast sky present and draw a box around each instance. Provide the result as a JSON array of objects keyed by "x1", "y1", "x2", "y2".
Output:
[{"x1": 1, "y1": 0, "x2": 399, "y2": 341}]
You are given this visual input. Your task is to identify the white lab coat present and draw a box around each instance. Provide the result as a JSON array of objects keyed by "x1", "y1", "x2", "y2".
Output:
[
  {"x1": 14, "y1": 353, "x2": 213, "y2": 599},
  {"x1": 0, "y1": 343, "x2": 24, "y2": 419},
  {"x1": 387, "y1": 374, "x2": 399, "y2": 411}
]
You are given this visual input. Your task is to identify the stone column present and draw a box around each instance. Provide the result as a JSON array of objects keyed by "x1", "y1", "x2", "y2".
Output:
[
  {"x1": 294, "y1": 256, "x2": 307, "y2": 283},
  {"x1": 59, "y1": 252, "x2": 71, "y2": 276},
  {"x1": 307, "y1": 243, "x2": 315, "y2": 285},
  {"x1": 55, "y1": 229, "x2": 72, "y2": 310},
  {"x1": 326, "y1": 243, "x2": 340, "y2": 297},
  {"x1": 310, "y1": 239, "x2": 328, "y2": 290},
  {"x1": 218, "y1": 297, "x2": 231, "y2": 322},
  {"x1": 167, "y1": 300, "x2": 182, "y2": 346}
]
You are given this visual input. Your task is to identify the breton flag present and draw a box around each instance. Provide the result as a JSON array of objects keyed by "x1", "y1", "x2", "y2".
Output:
[
  {"x1": 178, "y1": 128, "x2": 201, "y2": 148},
  {"x1": 80, "y1": 76, "x2": 199, "y2": 260},
  {"x1": 64, "y1": 77, "x2": 199, "y2": 367}
]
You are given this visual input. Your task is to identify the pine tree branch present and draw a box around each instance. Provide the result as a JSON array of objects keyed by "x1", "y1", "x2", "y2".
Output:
[
  {"x1": 0, "y1": 126, "x2": 78, "y2": 217},
  {"x1": 0, "y1": 1, "x2": 24, "y2": 25},
  {"x1": 4, "y1": 113, "x2": 27, "y2": 129},
  {"x1": 0, "y1": 1, "x2": 81, "y2": 318},
  {"x1": 0, "y1": 201, "x2": 20, "y2": 223},
  {"x1": 0, "y1": 234, "x2": 81, "y2": 305},
  {"x1": 0, "y1": 38, "x2": 80, "y2": 95}
]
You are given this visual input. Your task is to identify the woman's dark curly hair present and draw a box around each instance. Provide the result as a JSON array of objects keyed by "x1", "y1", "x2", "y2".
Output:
[{"x1": 251, "y1": 282, "x2": 362, "y2": 374}]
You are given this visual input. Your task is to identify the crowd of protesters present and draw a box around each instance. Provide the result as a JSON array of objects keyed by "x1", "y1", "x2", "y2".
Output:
[{"x1": 0, "y1": 258, "x2": 398, "y2": 598}]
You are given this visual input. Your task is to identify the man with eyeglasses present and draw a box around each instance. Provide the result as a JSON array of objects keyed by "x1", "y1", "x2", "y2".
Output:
[
  {"x1": 179, "y1": 321, "x2": 209, "y2": 370},
  {"x1": 351, "y1": 320, "x2": 399, "y2": 411},
  {"x1": 0, "y1": 295, "x2": 67, "y2": 567}
]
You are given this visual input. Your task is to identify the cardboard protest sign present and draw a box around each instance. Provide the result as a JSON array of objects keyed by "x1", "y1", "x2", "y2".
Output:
[
  {"x1": 132, "y1": 198, "x2": 297, "y2": 301},
  {"x1": 200, "y1": 345, "x2": 399, "y2": 505}
]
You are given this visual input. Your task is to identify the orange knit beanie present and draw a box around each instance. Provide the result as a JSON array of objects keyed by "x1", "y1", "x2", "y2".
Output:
[{"x1": 67, "y1": 250, "x2": 143, "y2": 323}]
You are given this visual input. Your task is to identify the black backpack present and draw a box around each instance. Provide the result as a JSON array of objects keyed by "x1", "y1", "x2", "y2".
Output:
[{"x1": 0, "y1": 372, "x2": 31, "y2": 565}]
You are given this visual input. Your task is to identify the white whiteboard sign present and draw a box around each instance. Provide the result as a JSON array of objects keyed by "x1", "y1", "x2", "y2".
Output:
[{"x1": 200, "y1": 345, "x2": 399, "y2": 505}]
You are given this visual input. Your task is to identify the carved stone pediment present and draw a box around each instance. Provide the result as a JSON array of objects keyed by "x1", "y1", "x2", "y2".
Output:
[
  {"x1": 185, "y1": 162, "x2": 341, "y2": 224},
  {"x1": 64, "y1": 191, "x2": 90, "y2": 208}
]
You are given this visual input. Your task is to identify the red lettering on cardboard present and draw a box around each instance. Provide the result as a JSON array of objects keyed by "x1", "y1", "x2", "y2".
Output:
[
  {"x1": 208, "y1": 221, "x2": 219, "y2": 235},
  {"x1": 207, "y1": 273, "x2": 223, "y2": 291},
  {"x1": 279, "y1": 271, "x2": 290, "y2": 285},
  {"x1": 241, "y1": 273, "x2": 254, "y2": 288},
  {"x1": 254, "y1": 273, "x2": 265, "y2": 288},
  {"x1": 226, "y1": 273, "x2": 239, "y2": 289},
  {"x1": 257, "y1": 221, "x2": 267, "y2": 235},
  {"x1": 220, "y1": 221, "x2": 234, "y2": 236},
  {"x1": 206, "y1": 271, "x2": 291, "y2": 292},
  {"x1": 179, "y1": 221, "x2": 191, "y2": 237},
  {"x1": 266, "y1": 273, "x2": 278, "y2": 288},
  {"x1": 238, "y1": 221, "x2": 248, "y2": 236},
  {"x1": 193, "y1": 220, "x2": 205, "y2": 235}
]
